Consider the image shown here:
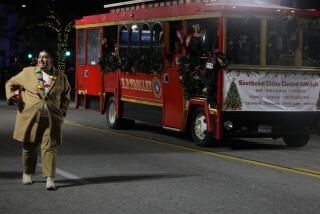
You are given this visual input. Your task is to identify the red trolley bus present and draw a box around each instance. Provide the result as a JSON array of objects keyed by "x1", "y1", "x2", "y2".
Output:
[{"x1": 74, "y1": 0, "x2": 320, "y2": 147}]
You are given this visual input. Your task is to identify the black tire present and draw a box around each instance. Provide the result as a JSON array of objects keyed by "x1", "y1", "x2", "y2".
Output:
[
  {"x1": 190, "y1": 107, "x2": 214, "y2": 147},
  {"x1": 106, "y1": 97, "x2": 135, "y2": 129},
  {"x1": 106, "y1": 97, "x2": 121, "y2": 129},
  {"x1": 283, "y1": 133, "x2": 310, "y2": 147},
  {"x1": 121, "y1": 118, "x2": 135, "y2": 129}
]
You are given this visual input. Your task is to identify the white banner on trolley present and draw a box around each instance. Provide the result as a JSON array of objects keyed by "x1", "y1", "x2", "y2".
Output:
[{"x1": 223, "y1": 70, "x2": 320, "y2": 111}]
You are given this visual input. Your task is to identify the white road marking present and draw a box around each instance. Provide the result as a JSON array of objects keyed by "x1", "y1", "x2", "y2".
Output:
[{"x1": 37, "y1": 164, "x2": 82, "y2": 180}]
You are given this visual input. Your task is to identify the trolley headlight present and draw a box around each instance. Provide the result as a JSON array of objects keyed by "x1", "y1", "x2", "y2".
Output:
[{"x1": 224, "y1": 121, "x2": 233, "y2": 130}]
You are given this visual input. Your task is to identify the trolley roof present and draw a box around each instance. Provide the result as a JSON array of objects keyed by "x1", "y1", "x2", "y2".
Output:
[{"x1": 75, "y1": 0, "x2": 320, "y2": 28}]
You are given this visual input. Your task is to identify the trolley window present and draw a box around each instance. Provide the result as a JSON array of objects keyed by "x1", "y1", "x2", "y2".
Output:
[
  {"x1": 130, "y1": 24, "x2": 139, "y2": 45},
  {"x1": 152, "y1": 23, "x2": 163, "y2": 44},
  {"x1": 227, "y1": 17, "x2": 260, "y2": 65},
  {"x1": 303, "y1": 19, "x2": 320, "y2": 66},
  {"x1": 267, "y1": 18, "x2": 298, "y2": 66},
  {"x1": 120, "y1": 25, "x2": 129, "y2": 45},
  {"x1": 87, "y1": 28, "x2": 101, "y2": 65},
  {"x1": 141, "y1": 23, "x2": 151, "y2": 44},
  {"x1": 77, "y1": 29, "x2": 85, "y2": 65}
]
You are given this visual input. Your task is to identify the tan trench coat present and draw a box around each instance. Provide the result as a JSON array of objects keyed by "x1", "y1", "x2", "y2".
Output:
[{"x1": 5, "y1": 66, "x2": 70, "y2": 144}]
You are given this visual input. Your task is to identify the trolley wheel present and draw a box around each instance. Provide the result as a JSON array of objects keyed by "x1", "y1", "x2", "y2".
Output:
[
  {"x1": 106, "y1": 97, "x2": 121, "y2": 129},
  {"x1": 191, "y1": 107, "x2": 214, "y2": 147},
  {"x1": 106, "y1": 97, "x2": 135, "y2": 129},
  {"x1": 283, "y1": 133, "x2": 310, "y2": 147}
]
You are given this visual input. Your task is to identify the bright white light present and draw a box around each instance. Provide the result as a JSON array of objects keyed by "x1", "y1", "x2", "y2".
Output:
[
  {"x1": 277, "y1": 9, "x2": 281, "y2": 12},
  {"x1": 132, "y1": 24, "x2": 138, "y2": 31},
  {"x1": 21, "y1": 4, "x2": 26, "y2": 8},
  {"x1": 232, "y1": 6, "x2": 236, "y2": 9}
]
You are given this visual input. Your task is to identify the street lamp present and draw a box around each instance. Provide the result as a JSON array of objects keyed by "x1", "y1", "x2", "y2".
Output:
[{"x1": 65, "y1": 51, "x2": 71, "y2": 57}]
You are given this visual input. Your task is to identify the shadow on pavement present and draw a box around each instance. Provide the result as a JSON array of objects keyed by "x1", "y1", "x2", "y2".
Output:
[
  {"x1": 0, "y1": 171, "x2": 21, "y2": 179},
  {"x1": 55, "y1": 174, "x2": 197, "y2": 189},
  {"x1": 224, "y1": 138, "x2": 289, "y2": 150}
]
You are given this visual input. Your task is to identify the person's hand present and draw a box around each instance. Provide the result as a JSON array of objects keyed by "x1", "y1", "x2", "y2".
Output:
[
  {"x1": 10, "y1": 95, "x2": 19, "y2": 102},
  {"x1": 176, "y1": 30, "x2": 184, "y2": 42},
  {"x1": 176, "y1": 30, "x2": 182, "y2": 38},
  {"x1": 7, "y1": 95, "x2": 19, "y2": 105}
]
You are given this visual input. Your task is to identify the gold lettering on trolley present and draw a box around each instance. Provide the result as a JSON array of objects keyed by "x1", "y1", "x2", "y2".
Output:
[{"x1": 120, "y1": 78, "x2": 152, "y2": 92}]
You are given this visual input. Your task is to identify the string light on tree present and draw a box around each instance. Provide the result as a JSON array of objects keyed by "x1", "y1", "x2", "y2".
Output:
[{"x1": 37, "y1": 12, "x2": 73, "y2": 73}]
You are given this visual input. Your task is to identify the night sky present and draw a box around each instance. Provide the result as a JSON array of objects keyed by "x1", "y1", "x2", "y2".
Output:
[
  {"x1": 1, "y1": 1, "x2": 320, "y2": 19},
  {"x1": 0, "y1": 0, "x2": 122, "y2": 20}
]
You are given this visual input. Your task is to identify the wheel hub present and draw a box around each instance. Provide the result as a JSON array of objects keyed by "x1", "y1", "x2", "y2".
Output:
[
  {"x1": 194, "y1": 114, "x2": 207, "y2": 140},
  {"x1": 108, "y1": 102, "x2": 116, "y2": 124}
]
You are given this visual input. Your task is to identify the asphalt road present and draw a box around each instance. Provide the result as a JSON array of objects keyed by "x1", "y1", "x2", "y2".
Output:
[{"x1": 0, "y1": 101, "x2": 319, "y2": 214}]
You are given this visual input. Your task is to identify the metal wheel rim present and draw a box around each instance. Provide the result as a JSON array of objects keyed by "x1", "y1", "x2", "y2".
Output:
[
  {"x1": 108, "y1": 102, "x2": 116, "y2": 124},
  {"x1": 194, "y1": 113, "x2": 207, "y2": 140}
]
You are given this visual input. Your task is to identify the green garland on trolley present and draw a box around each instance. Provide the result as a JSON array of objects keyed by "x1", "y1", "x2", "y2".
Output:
[
  {"x1": 99, "y1": 53, "x2": 121, "y2": 72},
  {"x1": 178, "y1": 56, "x2": 206, "y2": 99},
  {"x1": 178, "y1": 52, "x2": 227, "y2": 104},
  {"x1": 99, "y1": 51, "x2": 163, "y2": 75}
]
